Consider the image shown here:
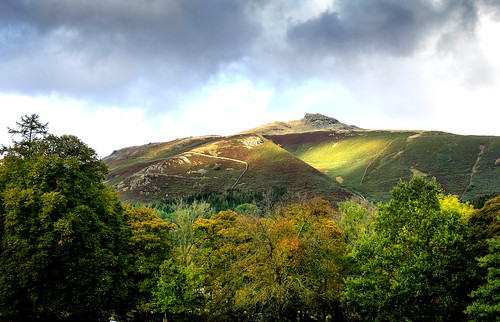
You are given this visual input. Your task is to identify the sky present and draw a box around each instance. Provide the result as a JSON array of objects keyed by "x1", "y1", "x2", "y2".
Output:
[{"x1": 1, "y1": 0, "x2": 500, "y2": 157}]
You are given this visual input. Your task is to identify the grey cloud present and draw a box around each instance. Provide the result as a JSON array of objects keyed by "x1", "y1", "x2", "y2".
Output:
[
  {"x1": 0, "y1": 0, "x2": 261, "y2": 108},
  {"x1": 2, "y1": 0, "x2": 259, "y2": 62},
  {"x1": 1, "y1": 0, "x2": 499, "y2": 116},
  {"x1": 286, "y1": 0, "x2": 487, "y2": 58}
]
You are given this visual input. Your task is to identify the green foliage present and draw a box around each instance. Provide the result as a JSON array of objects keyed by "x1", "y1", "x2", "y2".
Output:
[
  {"x1": 4, "y1": 115, "x2": 494, "y2": 320},
  {"x1": 468, "y1": 195, "x2": 500, "y2": 257},
  {"x1": 191, "y1": 210, "x2": 240, "y2": 320},
  {"x1": 3, "y1": 113, "x2": 48, "y2": 156},
  {"x1": 156, "y1": 259, "x2": 206, "y2": 319},
  {"x1": 341, "y1": 176, "x2": 477, "y2": 321},
  {"x1": 234, "y1": 202, "x2": 261, "y2": 216},
  {"x1": 466, "y1": 236, "x2": 500, "y2": 320},
  {"x1": 150, "y1": 189, "x2": 264, "y2": 216},
  {"x1": 468, "y1": 193, "x2": 500, "y2": 210},
  {"x1": 337, "y1": 199, "x2": 375, "y2": 250},
  {"x1": 124, "y1": 206, "x2": 176, "y2": 314},
  {"x1": 167, "y1": 200, "x2": 213, "y2": 266},
  {"x1": 0, "y1": 118, "x2": 129, "y2": 320},
  {"x1": 191, "y1": 199, "x2": 347, "y2": 320}
]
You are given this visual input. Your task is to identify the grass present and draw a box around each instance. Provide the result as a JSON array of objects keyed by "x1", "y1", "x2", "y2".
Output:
[{"x1": 273, "y1": 130, "x2": 500, "y2": 203}]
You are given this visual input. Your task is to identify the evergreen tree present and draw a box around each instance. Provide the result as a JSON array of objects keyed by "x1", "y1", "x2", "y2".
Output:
[
  {"x1": 3, "y1": 113, "x2": 48, "y2": 156},
  {"x1": 468, "y1": 195, "x2": 500, "y2": 257}
]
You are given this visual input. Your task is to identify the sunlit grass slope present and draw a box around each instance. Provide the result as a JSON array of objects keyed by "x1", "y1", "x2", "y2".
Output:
[{"x1": 269, "y1": 130, "x2": 500, "y2": 202}]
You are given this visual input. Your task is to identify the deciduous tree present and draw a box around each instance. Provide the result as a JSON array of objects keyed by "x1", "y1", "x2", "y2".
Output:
[
  {"x1": 124, "y1": 206, "x2": 176, "y2": 314},
  {"x1": 0, "y1": 115, "x2": 130, "y2": 320},
  {"x1": 342, "y1": 177, "x2": 476, "y2": 321},
  {"x1": 337, "y1": 199, "x2": 375, "y2": 251},
  {"x1": 465, "y1": 236, "x2": 500, "y2": 320},
  {"x1": 192, "y1": 199, "x2": 347, "y2": 321}
]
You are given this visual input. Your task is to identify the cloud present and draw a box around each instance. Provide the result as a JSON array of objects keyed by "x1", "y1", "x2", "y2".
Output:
[
  {"x1": 2, "y1": 0, "x2": 498, "y2": 99},
  {"x1": 0, "y1": 0, "x2": 261, "y2": 110},
  {"x1": 1, "y1": 0, "x2": 500, "y2": 147},
  {"x1": 286, "y1": 0, "x2": 483, "y2": 59}
]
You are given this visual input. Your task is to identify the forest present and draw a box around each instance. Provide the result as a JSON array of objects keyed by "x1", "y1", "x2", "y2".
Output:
[{"x1": 1, "y1": 115, "x2": 499, "y2": 321}]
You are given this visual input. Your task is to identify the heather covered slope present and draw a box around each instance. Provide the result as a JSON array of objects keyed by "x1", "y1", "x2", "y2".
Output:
[
  {"x1": 266, "y1": 130, "x2": 500, "y2": 202},
  {"x1": 104, "y1": 135, "x2": 222, "y2": 172},
  {"x1": 104, "y1": 134, "x2": 352, "y2": 204}
]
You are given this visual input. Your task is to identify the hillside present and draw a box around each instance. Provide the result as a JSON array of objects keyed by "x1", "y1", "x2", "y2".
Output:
[
  {"x1": 104, "y1": 113, "x2": 500, "y2": 205},
  {"x1": 104, "y1": 134, "x2": 352, "y2": 204},
  {"x1": 105, "y1": 135, "x2": 222, "y2": 172},
  {"x1": 265, "y1": 130, "x2": 500, "y2": 202}
]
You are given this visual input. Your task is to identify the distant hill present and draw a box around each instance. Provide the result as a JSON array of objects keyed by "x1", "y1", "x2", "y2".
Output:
[
  {"x1": 104, "y1": 133, "x2": 352, "y2": 204},
  {"x1": 104, "y1": 114, "x2": 500, "y2": 205}
]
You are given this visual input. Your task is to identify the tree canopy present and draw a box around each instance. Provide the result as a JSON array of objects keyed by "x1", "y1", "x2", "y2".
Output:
[
  {"x1": 341, "y1": 176, "x2": 477, "y2": 321},
  {"x1": 0, "y1": 115, "x2": 176, "y2": 320},
  {"x1": 190, "y1": 199, "x2": 347, "y2": 321},
  {"x1": 3, "y1": 114, "x2": 498, "y2": 321},
  {"x1": 465, "y1": 236, "x2": 500, "y2": 320}
]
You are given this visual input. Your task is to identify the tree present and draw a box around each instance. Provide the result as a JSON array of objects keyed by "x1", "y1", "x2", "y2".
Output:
[
  {"x1": 465, "y1": 236, "x2": 500, "y2": 320},
  {"x1": 124, "y1": 206, "x2": 176, "y2": 314},
  {"x1": 341, "y1": 176, "x2": 476, "y2": 321},
  {"x1": 155, "y1": 259, "x2": 206, "y2": 319},
  {"x1": 192, "y1": 210, "x2": 240, "y2": 320},
  {"x1": 468, "y1": 195, "x2": 500, "y2": 258},
  {"x1": 337, "y1": 199, "x2": 375, "y2": 251},
  {"x1": 3, "y1": 113, "x2": 48, "y2": 156},
  {"x1": 0, "y1": 115, "x2": 130, "y2": 320},
  {"x1": 152, "y1": 201, "x2": 214, "y2": 320},
  {"x1": 168, "y1": 200, "x2": 213, "y2": 266},
  {"x1": 193, "y1": 199, "x2": 347, "y2": 321},
  {"x1": 234, "y1": 202, "x2": 261, "y2": 216}
]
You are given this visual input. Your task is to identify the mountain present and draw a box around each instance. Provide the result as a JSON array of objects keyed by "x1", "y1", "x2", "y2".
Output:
[
  {"x1": 104, "y1": 133, "x2": 352, "y2": 204},
  {"x1": 104, "y1": 114, "x2": 500, "y2": 205}
]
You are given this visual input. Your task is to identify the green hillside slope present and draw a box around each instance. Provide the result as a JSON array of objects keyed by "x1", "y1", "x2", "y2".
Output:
[{"x1": 266, "y1": 130, "x2": 500, "y2": 202}]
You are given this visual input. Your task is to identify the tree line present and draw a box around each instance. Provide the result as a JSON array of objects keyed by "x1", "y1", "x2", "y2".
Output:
[{"x1": 1, "y1": 115, "x2": 499, "y2": 321}]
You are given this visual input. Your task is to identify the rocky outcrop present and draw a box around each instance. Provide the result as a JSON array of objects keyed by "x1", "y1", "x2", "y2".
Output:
[
  {"x1": 239, "y1": 113, "x2": 359, "y2": 135},
  {"x1": 303, "y1": 113, "x2": 340, "y2": 129}
]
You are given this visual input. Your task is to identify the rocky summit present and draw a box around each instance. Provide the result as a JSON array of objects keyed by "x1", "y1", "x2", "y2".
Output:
[{"x1": 303, "y1": 113, "x2": 340, "y2": 128}]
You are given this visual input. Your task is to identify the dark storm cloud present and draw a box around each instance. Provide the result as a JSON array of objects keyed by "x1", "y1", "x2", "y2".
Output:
[
  {"x1": 287, "y1": 0, "x2": 488, "y2": 58},
  {"x1": 1, "y1": 0, "x2": 499, "y2": 113},
  {"x1": 0, "y1": 0, "x2": 261, "y2": 107}
]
